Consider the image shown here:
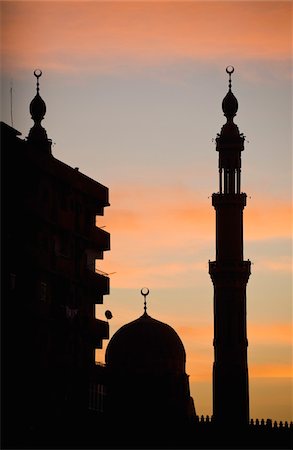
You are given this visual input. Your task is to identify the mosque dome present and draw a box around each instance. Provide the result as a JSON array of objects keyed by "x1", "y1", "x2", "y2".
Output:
[
  {"x1": 105, "y1": 312, "x2": 186, "y2": 376},
  {"x1": 104, "y1": 290, "x2": 196, "y2": 438}
]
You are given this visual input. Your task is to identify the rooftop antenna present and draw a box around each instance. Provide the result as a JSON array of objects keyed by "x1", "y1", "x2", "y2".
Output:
[
  {"x1": 10, "y1": 80, "x2": 14, "y2": 127},
  {"x1": 141, "y1": 287, "x2": 149, "y2": 314}
]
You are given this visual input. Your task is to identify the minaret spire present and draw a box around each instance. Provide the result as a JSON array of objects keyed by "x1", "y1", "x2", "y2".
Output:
[
  {"x1": 222, "y1": 66, "x2": 238, "y2": 123},
  {"x1": 226, "y1": 65, "x2": 233, "y2": 90},
  {"x1": 209, "y1": 67, "x2": 251, "y2": 427},
  {"x1": 27, "y1": 69, "x2": 51, "y2": 153},
  {"x1": 141, "y1": 287, "x2": 149, "y2": 315}
]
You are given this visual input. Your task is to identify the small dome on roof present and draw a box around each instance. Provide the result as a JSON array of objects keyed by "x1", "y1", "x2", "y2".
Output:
[{"x1": 105, "y1": 312, "x2": 186, "y2": 375}]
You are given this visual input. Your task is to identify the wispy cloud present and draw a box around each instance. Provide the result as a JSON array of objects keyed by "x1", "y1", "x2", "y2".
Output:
[
  {"x1": 182, "y1": 322, "x2": 292, "y2": 381},
  {"x1": 2, "y1": 2, "x2": 291, "y2": 74},
  {"x1": 250, "y1": 363, "x2": 292, "y2": 379},
  {"x1": 249, "y1": 323, "x2": 292, "y2": 345},
  {"x1": 179, "y1": 322, "x2": 292, "y2": 346},
  {"x1": 104, "y1": 183, "x2": 291, "y2": 238},
  {"x1": 246, "y1": 200, "x2": 292, "y2": 241},
  {"x1": 256, "y1": 258, "x2": 292, "y2": 273},
  {"x1": 98, "y1": 182, "x2": 291, "y2": 288}
]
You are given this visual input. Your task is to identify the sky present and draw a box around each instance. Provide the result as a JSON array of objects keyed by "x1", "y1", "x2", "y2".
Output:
[{"x1": 1, "y1": 1, "x2": 292, "y2": 422}]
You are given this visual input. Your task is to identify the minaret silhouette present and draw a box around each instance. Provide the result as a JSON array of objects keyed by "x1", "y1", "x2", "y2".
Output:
[
  {"x1": 27, "y1": 69, "x2": 51, "y2": 153},
  {"x1": 209, "y1": 67, "x2": 251, "y2": 426}
]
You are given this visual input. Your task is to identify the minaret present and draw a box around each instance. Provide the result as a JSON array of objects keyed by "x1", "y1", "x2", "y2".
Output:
[
  {"x1": 27, "y1": 69, "x2": 52, "y2": 153},
  {"x1": 209, "y1": 67, "x2": 251, "y2": 426}
]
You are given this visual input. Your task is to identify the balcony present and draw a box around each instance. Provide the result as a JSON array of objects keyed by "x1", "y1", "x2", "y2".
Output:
[
  {"x1": 84, "y1": 267, "x2": 110, "y2": 297},
  {"x1": 90, "y1": 226, "x2": 110, "y2": 252},
  {"x1": 90, "y1": 318, "x2": 109, "y2": 349}
]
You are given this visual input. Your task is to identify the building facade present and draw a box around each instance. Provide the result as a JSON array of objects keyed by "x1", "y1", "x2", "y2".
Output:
[{"x1": 1, "y1": 71, "x2": 110, "y2": 447}]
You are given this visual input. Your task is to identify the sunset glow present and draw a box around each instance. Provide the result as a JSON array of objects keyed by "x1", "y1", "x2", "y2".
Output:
[
  {"x1": 1, "y1": 1, "x2": 292, "y2": 423},
  {"x1": 2, "y1": 2, "x2": 291, "y2": 74}
]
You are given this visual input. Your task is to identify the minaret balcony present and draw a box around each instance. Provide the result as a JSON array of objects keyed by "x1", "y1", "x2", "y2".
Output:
[
  {"x1": 216, "y1": 135, "x2": 245, "y2": 152},
  {"x1": 212, "y1": 192, "x2": 247, "y2": 207},
  {"x1": 209, "y1": 260, "x2": 251, "y2": 287}
]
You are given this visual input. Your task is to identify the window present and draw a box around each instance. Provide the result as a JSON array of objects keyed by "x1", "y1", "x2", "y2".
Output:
[
  {"x1": 10, "y1": 273, "x2": 16, "y2": 290},
  {"x1": 85, "y1": 249, "x2": 97, "y2": 272},
  {"x1": 54, "y1": 232, "x2": 70, "y2": 257},
  {"x1": 60, "y1": 193, "x2": 68, "y2": 211},
  {"x1": 42, "y1": 187, "x2": 49, "y2": 202},
  {"x1": 60, "y1": 234, "x2": 70, "y2": 256},
  {"x1": 40, "y1": 282, "x2": 47, "y2": 302},
  {"x1": 89, "y1": 383, "x2": 106, "y2": 412},
  {"x1": 41, "y1": 235, "x2": 49, "y2": 252}
]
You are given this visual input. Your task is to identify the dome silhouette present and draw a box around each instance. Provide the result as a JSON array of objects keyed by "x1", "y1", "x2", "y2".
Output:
[
  {"x1": 105, "y1": 312, "x2": 186, "y2": 375},
  {"x1": 222, "y1": 89, "x2": 238, "y2": 120},
  {"x1": 30, "y1": 93, "x2": 46, "y2": 123}
]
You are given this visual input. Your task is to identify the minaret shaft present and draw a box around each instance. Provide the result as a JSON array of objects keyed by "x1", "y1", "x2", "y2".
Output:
[
  {"x1": 213, "y1": 193, "x2": 246, "y2": 262},
  {"x1": 209, "y1": 67, "x2": 250, "y2": 426}
]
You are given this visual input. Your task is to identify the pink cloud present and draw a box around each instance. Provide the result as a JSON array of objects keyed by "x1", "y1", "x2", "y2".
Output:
[
  {"x1": 256, "y1": 258, "x2": 292, "y2": 273},
  {"x1": 250, "y1": 363, "x2": 292, "y2": 379},
  {"x1": 1, "y1": 2, "x2": 291, "y2": 74},
  {"x1": 179, "y1": 322, "x2": 292, "y2": 346},
  {"x1": 245, "y1": 200, "x2": 292, "y2": 241},
  {"x1": 97, "y1": 182, "x2": 291, "y2": 288},
  {"x1": 249, "y1": 323, "x2": 292, "y2": 345},
  {"x1": 183, "y1": 322, "x2": 292, "y2": 381}
]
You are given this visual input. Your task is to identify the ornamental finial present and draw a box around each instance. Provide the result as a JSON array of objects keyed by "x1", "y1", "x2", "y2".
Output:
[
  {"x1": 30, "y1": 69, "x2": 46, "y2": 125},
  {"x1": 226, "y1": 66, "x2": 234, "y2": 91},
  {"x1": 141, "y1": 287, "x2": 150, "y2": 314},
  {"x1": 222, "y1": 66, "x2": 238, "y2": 121},
  {"x1": 34, "y1": 69, "x2": 42, "y2": 94}
]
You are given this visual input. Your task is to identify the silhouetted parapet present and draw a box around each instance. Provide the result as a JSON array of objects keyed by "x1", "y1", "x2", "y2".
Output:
[
  {"x1": 187, "y1": 415, "x2": 292, "y2": 449},
  {"x1": 249, "y1": 418, "x2": 293, "y2": 430},
  {"x1": 266, "y1": 418, "x2": 272, "y2": 428},
  {"x1": 195, "y1": 414, "x2": 214, "y2": 427}
]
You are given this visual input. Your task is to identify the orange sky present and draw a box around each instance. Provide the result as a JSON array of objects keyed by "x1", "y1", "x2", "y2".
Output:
[
  {"x1": 98, "y1": 183, "x2": 292, "y2": 289},
  {"x1": 2, "y1": 1, "x2": 292, "y2": 74},
  {"x1": 2, "y1": 0, "x2": 292, "y2": 422}
]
